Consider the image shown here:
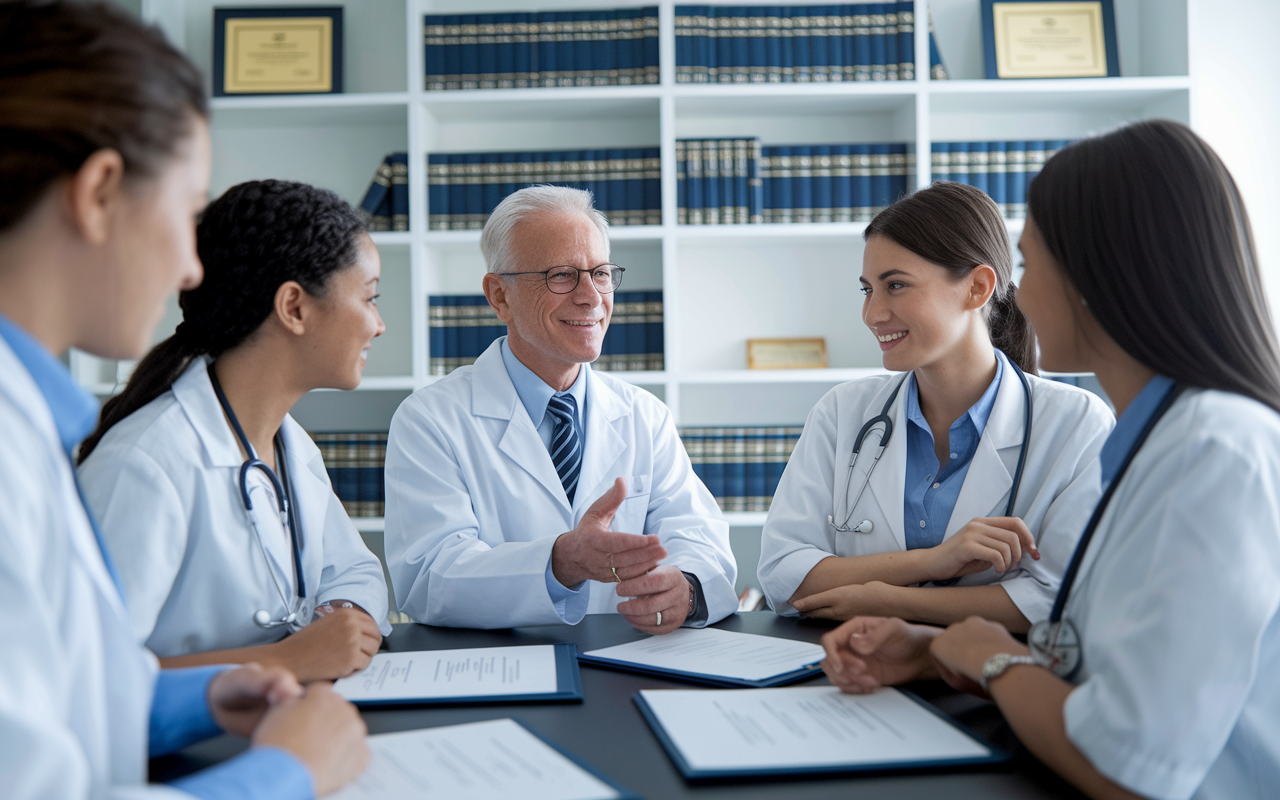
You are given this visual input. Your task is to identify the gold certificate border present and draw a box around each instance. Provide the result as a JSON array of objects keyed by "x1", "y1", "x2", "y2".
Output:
[
  {"x1": 993, "y1": 2, "x2": 1108, "y2": 79},
  {"x1": 224, "y1": 17, "x2": 333, "y2": 94}
]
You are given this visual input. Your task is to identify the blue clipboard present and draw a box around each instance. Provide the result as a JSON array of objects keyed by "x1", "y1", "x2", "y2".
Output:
[
  {"x1": 578, "y1": 651, "x2": 825, "y2": 689},
  {"x1": 350, "y1": 643, "x2": 582, "y2": 707},
  {"x1": 981, "y1": 0, "x2": 1120, "y2": 80},
  {"x1": 507, "y1": 718, "x2": 643, "y2": 800},
  {"x1": 633, "y1": 689, "x2": 1009, "y2": 780}
]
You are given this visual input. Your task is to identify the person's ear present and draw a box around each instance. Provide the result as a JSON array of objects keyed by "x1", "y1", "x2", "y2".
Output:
[
  {"x1": 64, "y1": 148, "x2": 126, "y2": 245},
  {"x1": 967, "y1": 264, "x2": 998, "y2": 311},
  {"x1": 274, "y1": 281, "x2": 309, "y2": 336},
  {"x1": 483, "y1": 273, "x2": 514, "y2": 324}
]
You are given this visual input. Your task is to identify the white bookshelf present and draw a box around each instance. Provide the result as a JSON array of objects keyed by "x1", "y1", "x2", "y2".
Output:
[{"x1": 86, "y1": 0, "x2": 1189, "y2": 542}]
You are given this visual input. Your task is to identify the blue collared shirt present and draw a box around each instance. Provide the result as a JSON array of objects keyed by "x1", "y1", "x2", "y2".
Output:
[
  {"x1": 0, "y1": 315, "x2": 312, "y2": 800},
  {"x1": 501, "y1": 339, "x2": 591, "y2": 618},
  {"x1": 1098, "y1": 375, "x2": 1177, "y2": 487},
  {"x1": 902, "y1": 352, "x2": 1004, "y2": 550}
]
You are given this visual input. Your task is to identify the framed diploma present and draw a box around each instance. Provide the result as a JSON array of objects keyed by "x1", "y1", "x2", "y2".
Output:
[
  {"x1": 213, "y1": 6, "x2": 343, "y2": 96},
  {"x1": 981, "y1": 0, "x2": 1119, "y2": 80},
  {"x1": 747, "y1": 338, "x2": 828, "y2": 370}
]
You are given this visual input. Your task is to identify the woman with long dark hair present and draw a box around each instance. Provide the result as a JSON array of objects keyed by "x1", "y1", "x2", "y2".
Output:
[
  {"x1": 820, "y1": 119, "x2": 1280, "y2": 800},
  {"x1": 758, "y1": 181, "x2": 1113, "y2": 631},
  {"x1": 0, "y1": 1, "x2": 366, "y2": 797},
  {"x1": 78, "y1": 179, "x2": 391, "y2": 683}
]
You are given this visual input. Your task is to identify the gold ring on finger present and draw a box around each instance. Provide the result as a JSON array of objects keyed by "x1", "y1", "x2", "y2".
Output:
[
  {"x1": 611, "y1": 566, "x2": 621, "y2": 582},
  {"x1": 656, "y1": 610, "x2": 662, "y2": 626}
]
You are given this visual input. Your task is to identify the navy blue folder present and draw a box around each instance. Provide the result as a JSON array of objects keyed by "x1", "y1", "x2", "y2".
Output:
[
  {"x1": 634, "y1": 688, "x2": 1009, "y2": 779},
  {"x1": 350, "y1": 643, "x2": 582, "y2": 707}
]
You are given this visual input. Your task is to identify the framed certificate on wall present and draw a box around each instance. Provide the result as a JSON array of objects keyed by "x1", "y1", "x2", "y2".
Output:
[
  {"x1": 981, "y1": 0, "x2": 1119, "y2": 79},
  {"x1": 213, "y1": 6, "x2": 344, "y2": 96}
]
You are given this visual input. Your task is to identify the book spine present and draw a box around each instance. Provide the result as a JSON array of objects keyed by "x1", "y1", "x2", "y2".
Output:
[
  {"x1": 951, "y1": 141, "x2": 970, "y2": 189},
  {"x1": 441, "y1": 15, "x2": 462, "y2": 91},
  {"x1": 793, "y1": 145, "x2": 813, "y2": 223},
  {"x1": 389, "y1": 152, "x2": 409, "y2": 232},
  {"x1": 625, "y1": 290, "x2": 647, "y2": 370},
  {"x1": 428, "y1": 296, "x2": 446, "y2": 376},
  {"x1": 492, "y1": 13, "x2": 513, "y2": 89},
  {"x1": 681, "y1": 428, "x2": 707, "y2": 490},
  {"x1": 705, "y1": 430, "x2": 725, "y2": 510},
  {"x1": 850, "y1": 143, "x2": 870, "y2": 221},
  {"x1": 676, "y1": 140, "x2": 688, "y2": 224},
  {"x1": 647, "y1": 289, "x2": 664, "y2": 370},
  {"x1": 476, "y1": 15, "x2": 497, "y2": 89},
  {"x1": 988, "y1": 141, "x2": 1008, "y2": 217},
  {"x1": 675, "y1": 6, "x2": 693, "y2": 82},
  {"x1": 642, "y1": 146, "x2": 661, "y2": 225},
  {"x1": 832, "y1": 143, "x2": 853, "y2": 222},
  {"x1": 358, "y1": 156, "x2": 393, "y2": 225},
  {"x1": 615, "y1": 8, "x2": 634, "y2": 86},
  {"x1": 928, "y1": 11, "x2": 948, "y2": 79},
  {"x1": 641, "y1": 6, "x2": 660, "y2": 84},
  {"x1": 765, "y1": 6, "x2": 783, "y2": 83},
  {"x1": 853, "y1": 6, "x2": 871, "y2": 81},
  {"x1": 812, "y1": 144, "x2": 834, "y2": 224},
  {"x1": 774, "y1": 145, "x2": 794, "y2": 224},
  {"x1": 442, "y1": 296, "x2": 458, "y2": 373},
  {"x1": 725, "y1": 428, "x2": 747, "y2": 512},
  {"x1": 792, "y1": 7, "x2": 811, "y2": 83},
  {"x1": 718, "y1": 138, "x2": 735, "y2": 223},
  {"x1": 869, "y1": 142, "x2": 891, "y2": 212},
  {"x1": 458, "y1": 15, "x2": 479, "y2": 90},
  {"x1": 686, "y1": 139, "x2": 704, "y2": 225},
  {"x1": 745, "y1": 429, "x2": 767, "y2": 512},
  {"x1": 703, "y1": 138, "x2": 720, "y2": 224},
  {"x1": 1006, "y1": 141, "x2": 1027, "y2": 219},
  {"x1": 424, "y1": 15, "x2": 447, "y2": 91},
  {"x1": 515, "y1": 13, "x2": 533, "y2": 87},
  {"x1": 733, "y1": 137, "x2": 749, "y2": 224},
  {"x1": 748, "y1": 137, "x2": 764, "y2": 224},
  {"x1": 897, "y1": 1, "x2": 914, "y2": 80},
  {"x1": 968, "y1": 140, "x2": 990, "y2": 196},
  {"x1": 892, "y1": 142, "x2": 910, "y2": 207},
  {"x1": 930, "y1": 140, "x2": 948, "y2": 184}
]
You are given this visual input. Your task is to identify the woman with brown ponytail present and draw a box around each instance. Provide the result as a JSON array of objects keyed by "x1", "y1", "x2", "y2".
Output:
[
  {"x1": 758, "y1": 181, "x2": 1114, "y2": 632},
  {"x1": 77, "y1": 179, "x2": 392, "y2": 684}
]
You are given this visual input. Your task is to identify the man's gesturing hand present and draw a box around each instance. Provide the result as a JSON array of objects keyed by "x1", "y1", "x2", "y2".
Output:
[{"x1": 551, "y1": 477, "x2": 667, "y2": 588}]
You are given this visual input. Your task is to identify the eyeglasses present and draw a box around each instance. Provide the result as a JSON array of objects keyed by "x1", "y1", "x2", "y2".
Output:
[{"x1": 500, "y1": 264, "x2": 625, "y2": 294}]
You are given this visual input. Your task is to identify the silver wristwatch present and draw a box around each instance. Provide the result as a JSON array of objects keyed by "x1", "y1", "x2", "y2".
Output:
[{"x1": 981, "y1": 652, "x2": 1040, "y2": 692}]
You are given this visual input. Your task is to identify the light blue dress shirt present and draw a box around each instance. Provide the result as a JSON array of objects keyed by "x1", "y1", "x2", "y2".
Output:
[
  {"x1": 1097, "y1": 375, "x2": 1176, "y2": 487},
  {"x1": 501, "y1": 340, "x2": 590, "y2": 618},
  {"x1": 0, "y1": 314, "x2": 312, "y2": 800},
  {"x1": 902, "y1": 352, "x2": 1004, "y2": 550}
]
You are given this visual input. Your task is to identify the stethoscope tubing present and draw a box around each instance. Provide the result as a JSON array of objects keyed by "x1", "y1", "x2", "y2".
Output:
[
  {"x1": 207, "y1": 363, "x2": 307, "y2": 605},
  {"x1": 834, "y1": 358, "x2": 1034, "y2": 532}
]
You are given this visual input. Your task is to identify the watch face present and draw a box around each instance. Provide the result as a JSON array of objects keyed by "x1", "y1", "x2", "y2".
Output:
[{"x1": 983, "y1": 652, "x2": 1010, "y2": 680}]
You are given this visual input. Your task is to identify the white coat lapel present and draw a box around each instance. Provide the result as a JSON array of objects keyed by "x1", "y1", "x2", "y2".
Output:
[
  {"x1": 864, "y1": 375, "x2": 911, "y2": 551},
  {"x1": 573, "y1": 367, "x2": 627, "y2": 515},
  {"x1": 471, "y1": 342, "x2": 571, "y2": 509},
  {"x1": 944, "y1": 357, "x2": 1024, "y2": 538}
]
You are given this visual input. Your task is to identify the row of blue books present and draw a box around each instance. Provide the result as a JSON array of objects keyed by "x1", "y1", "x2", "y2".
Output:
[
  {"x1": 680, "y1": 427, "x2": 803, "y2": 513},
  {"x1": 674, "y1": 3, "x2": 948, "y2": 83},
  {"x1": 429, "y1": 291, "x2": 665, "y2": 376},
  {"x1": 309, "y1": 432, "x2": 386, "y2": 518},
  {"x1": 356, "y1": 153, "x2": 408, "y2": 232},
  {"x1": 427, "y1": 148, "x2": 661, "y2": 230},
  {"x1": 677, "y1": 139, "x2": 913, "y2": 225},
  {"x1": 931, "y1": 140, "x2": 1072, "y2": 220},
  {"x1": 424, "y1": 8, "x2": 659, "y2": 90}
]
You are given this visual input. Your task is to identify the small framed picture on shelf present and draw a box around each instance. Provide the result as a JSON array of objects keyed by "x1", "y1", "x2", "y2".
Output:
[
  {"x1": 213, "y1": 6, "x2": 343, "y2": 96},
  {"x1": 981, "y1": 0, "x2": 1119, "y2": 80},
  {"x1": 747, "y1": 338, "x2": 828, "y2": 370}
]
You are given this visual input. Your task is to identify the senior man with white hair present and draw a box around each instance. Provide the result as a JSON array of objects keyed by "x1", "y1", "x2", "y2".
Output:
[{"x1": 385, "y1": 186, "x2": 738, "y2": 631}]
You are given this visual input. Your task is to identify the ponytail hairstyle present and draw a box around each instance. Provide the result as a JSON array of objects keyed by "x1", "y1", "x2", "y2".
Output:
[
  {"x1": 1027, "y1": 119, "x2": 1280, "y2": 413},
  {"x1": 0, "y1": 0, "x2": 207, "y2": 234},
  {"x1": 78, "y1": 180, "x2": 368, "y2": 462},
  {"x1": 864, "y1": 181, "x2": 1037, "y2": 374}
]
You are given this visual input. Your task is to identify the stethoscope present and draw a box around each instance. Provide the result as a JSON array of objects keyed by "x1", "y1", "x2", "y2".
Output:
[
  {"x1": 207, "y1": 363, "x2": 307, "y2": 629},
  {"x1": 1029, "y1": 381, "x2": 1184, "y2": 680},
  {"x1": 829, "y1": 357, "x2": 1035, "y2": 534}
]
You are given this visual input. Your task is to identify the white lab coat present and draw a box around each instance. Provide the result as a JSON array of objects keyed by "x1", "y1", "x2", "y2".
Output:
[
  {"x1": 1061, "y1": 388, "x2": 1280, "y2": 800},
  {"x1": 78, "y1": 358, "x2": 390, "y2": 658},
  {"x1": 385, "y1": 339, "x2": 738, "y2": 628},
  {"x1": 0, "y1": 339, "x2": 189, "y2": 799},
  {"x1": 759, "y1": 359, "x2": 1114, "y2": 623}
]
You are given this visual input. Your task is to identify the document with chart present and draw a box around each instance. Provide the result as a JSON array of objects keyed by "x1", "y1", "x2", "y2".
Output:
[
  {"x1": 635, "y1": 686, "x2": 1005, "y2": 778},
  {"x1": 333, "y1": 644, "x2": 582, "y2": 706},
  {"x1": 579, "y1": 627, "x2": 826, "y2": 687},
  {"x1": 328, "y1": 718, "x2": 638, "y2": 800}
]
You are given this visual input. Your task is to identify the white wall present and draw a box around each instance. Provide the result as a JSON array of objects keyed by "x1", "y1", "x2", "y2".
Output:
[{"x1": 1190, "y1": 0, "x2": 1280, "y2": 316}]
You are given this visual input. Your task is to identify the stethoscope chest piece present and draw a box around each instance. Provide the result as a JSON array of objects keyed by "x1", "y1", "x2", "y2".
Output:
[
  {"x1": 828, "y1": 517, "x2": 874, "y2": 534},
  {"x1": 1028, "y1": 618, "x2": 1082, "y2": 680}
]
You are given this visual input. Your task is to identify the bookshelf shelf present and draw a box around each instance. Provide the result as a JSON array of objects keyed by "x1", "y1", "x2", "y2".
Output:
[
  {"x1": 675, "y1": 222, "x2": 868, "y2": 240},
  {"x1": 353, "y1": 517, "x2": 386, "y2": 533},
  {"x1": 369, "y1": 232, "x2": 414, "y2": 247},
  {"x1": 211, "y1": 92, "x2": 412, "y2": 113}
]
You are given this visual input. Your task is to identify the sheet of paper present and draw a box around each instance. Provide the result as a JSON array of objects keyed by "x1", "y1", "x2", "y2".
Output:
[
  {"x1": 583, "y1": 627, "x2": 824, "y2": 682},
  {"x1": 640, "y1": 686, "x2": 990, "y2": 771},
  {"x1": 333, "y1": 646, "x2": 559, "y2": 702},
  {"x1": 328, "y1": 718, "x2": 621, "y2": 800}
]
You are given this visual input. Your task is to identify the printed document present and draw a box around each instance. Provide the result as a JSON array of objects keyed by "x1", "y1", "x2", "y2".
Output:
[
  {"x1": 639, "y1": 686, "x2": 991, "y2": 771},
  {"x1": 583, "y1": 628, "x2": 824, "y2": 681},
  {"x1": 334, "y1": 645, "x2": 559, "y2": 702},
  {"x1": 328, "y1": 718, "x2": 622, "y2": 800}
]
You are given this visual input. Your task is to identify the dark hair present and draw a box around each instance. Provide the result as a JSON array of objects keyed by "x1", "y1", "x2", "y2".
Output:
[
  {"x1": 1028, "y1": 119, "x2": 1280, "y2": 413},
  {"x1": 78, "y1": 179, "x2": 368, "y2": 462},
  {"x1": 864, "y1": 181, "x2": 1037, "y2": 374},
  {"x1": 0, "y1": 0, "x2": 207, "y2": 233}
]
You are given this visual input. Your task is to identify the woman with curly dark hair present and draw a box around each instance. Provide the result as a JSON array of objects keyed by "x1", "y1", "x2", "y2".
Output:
[{"x1": 78, "y1": 178, "x2": 392, "y2": 683}]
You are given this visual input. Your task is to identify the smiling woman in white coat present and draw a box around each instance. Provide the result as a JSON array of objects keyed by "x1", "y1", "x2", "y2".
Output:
[
  {"x1": 0, "y1": 3, "x2": 366, "y2": 797},
  {"x1": 820, "y1": 119, "x2": 1280, "y2": 800},
  {"x1": 77, "y1": 180, "x2": 391, "y2": 684},
  {"x1": 758, "y1": 182, "x2": 1114, "y2": 632}
]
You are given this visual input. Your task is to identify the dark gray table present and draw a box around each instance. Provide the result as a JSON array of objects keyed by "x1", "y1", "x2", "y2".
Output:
[{"x1": 154, "y1": 612, "x2": 1083, "y2": 799}]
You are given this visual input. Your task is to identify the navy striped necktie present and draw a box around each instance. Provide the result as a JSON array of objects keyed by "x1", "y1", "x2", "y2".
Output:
[{"x1": 547, "y1": 393, "x2": 582, "y2": 504}]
